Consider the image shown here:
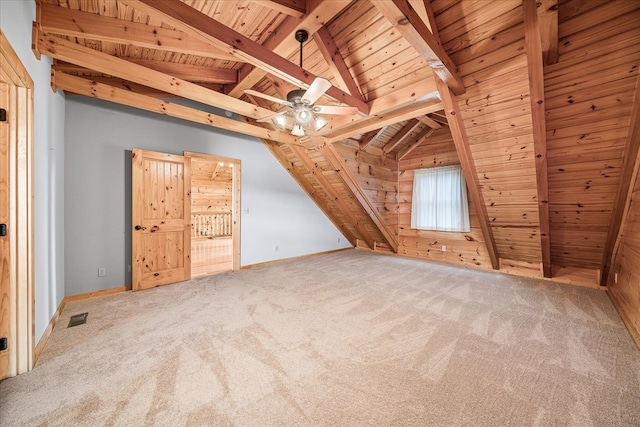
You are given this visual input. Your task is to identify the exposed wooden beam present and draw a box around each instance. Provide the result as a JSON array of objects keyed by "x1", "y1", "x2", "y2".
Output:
[
  {"x1": 122, "y1": 0, "x2": 368, "y2": 114},
  {"x1": 371, "y1": 0, "x2": 464, "y2": 95},
  {"x1": 397, "y1": 127, "x2": 434, "y2": 161},
  {"x1": 37, "y1": 2, "x2": 236, "y2": 61},
  {"x1": 261, "y1": 140, "x2": 362, "y2": 246},
  {"x1": 289, "y1": 143, "x2": 378, "y2": 249},
  {"x1": 325, "y1": 98, "x2": 442, "y2": 143},
  {"x1": 536, "y1": 0, "x2": 559, "y2": 65},
  {"x1": 227, "y1": 1, "x2": 351, "y2": 98},
  {"x1": 313, "y1": 26, "x2": 363, "y2": 99},
  {"x1": 435, "y1": 77, "x2": 499, "y2": 270},
  {"x1": 35, "y1": 29, "x2": 271, "y2": 119},
  {"x1": 382, "y1": 119, "x2": 421, "y2": 154},
  {"x1": 263, "y1": 0, "x2": 307, "y2": 18},
  {"x1": 53, "y1": 71, "x2": 300, "y2": 145},
  {"x1": 55, "y1": 59, "x2": 238, "y2": 84},
  {"x1": 600, "y1": 73, "x2": 640, "y2": 285},
  {"x1": 368, "y1": 75, "x2": 439, "y2": 116},
  {"x1": 358, "y1": 129, "x2": 382, "y2": 150},
  {"x1": 524, "y1": 0, "x2": 552, "y2": 278},
  {"x1": 417, "y1": 115, "x2": 442, "y2": 129},
  {"x1": 315, "y1": 138, "x2": 399, "y2": 252}
]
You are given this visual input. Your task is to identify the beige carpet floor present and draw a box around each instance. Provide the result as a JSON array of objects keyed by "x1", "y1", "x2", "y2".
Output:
[{"x1": 1, "y1": 250, "x2": 639, "y2": 426}]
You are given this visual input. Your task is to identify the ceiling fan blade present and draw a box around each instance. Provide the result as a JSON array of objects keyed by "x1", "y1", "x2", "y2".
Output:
[
  {"x1": 256, "y1": 111, "x2": 285, "y2": 123},
  {"x1": 314, "y1": 105, "x2": 358, "y2": 115},
  {"x1": 244, "y1": 89, "x2": 291, "y2": 106},
  {"x1": 302, "y1": 77, "x2": 332, "y2": 105}
]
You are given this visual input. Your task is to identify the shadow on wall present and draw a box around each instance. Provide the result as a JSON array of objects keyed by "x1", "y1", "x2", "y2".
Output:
[{"x1": 124, "y1": 150, "x2": 132, "y2": 287}]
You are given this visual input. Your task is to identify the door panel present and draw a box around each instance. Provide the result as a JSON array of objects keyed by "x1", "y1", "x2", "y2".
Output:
[{"x1": 132, "y1": 149, "x2": 191, "y2": 291}]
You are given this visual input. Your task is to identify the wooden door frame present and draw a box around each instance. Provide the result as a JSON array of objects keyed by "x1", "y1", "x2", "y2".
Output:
[
  {"x1": 184, "y1": 151, "x2": 241, "y2": 272},
  {"x1": 0, "y1": 30, "x2": 35, "y2": 378}
]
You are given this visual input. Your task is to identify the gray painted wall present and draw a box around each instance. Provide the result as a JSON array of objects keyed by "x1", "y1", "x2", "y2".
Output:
[
  {"x1": 64, "y1": 97, "x2": 350, "y2": 296},
  {"x1": 1, "y1": 1, "x2": 67, "y2": 341}
]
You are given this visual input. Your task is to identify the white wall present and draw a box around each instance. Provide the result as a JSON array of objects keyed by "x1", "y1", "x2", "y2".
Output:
[
  {"x1": 64, "y1": 97, "x2": 350, "y2": 296},
  {"x1": 1, "y1": 2, "x2": 66, "y2": 342}
]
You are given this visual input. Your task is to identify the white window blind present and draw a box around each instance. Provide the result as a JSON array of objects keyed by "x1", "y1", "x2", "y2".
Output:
[{"x1": 410, "y1": 165, "x2": 470, "y2": 232}]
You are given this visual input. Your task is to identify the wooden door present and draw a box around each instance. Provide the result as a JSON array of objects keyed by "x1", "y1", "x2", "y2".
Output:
[{"x1": 132, "y1": 149, "x2": 191, "y2": 291}]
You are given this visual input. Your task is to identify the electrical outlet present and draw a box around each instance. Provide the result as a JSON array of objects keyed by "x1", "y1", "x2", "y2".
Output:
[
  {"x1": 98, "y1": 267, "x2": 106, "y2": 277},
  {"x1": 275, "y1": 245, "x2": 279, "y2": 252},
  {"x1": 441, "y1": 245, "x2": 446, "y2": 252},
  {"x1": 338, "y1": 237, "x2": 341, "y2": 243}
]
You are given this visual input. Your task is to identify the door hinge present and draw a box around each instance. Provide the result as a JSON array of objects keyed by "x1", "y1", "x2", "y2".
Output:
[
  {"x1": 0, "y1": 224, "x2": 6, "y2": 237},
  {"x1": 0, "y1": 108, "x2": 6, "y2": 122},
  {"x1": 0, "y1": 337, "x2": 7, "y2": 351}
]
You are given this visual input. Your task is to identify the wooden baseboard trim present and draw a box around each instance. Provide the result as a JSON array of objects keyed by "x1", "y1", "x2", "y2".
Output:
[
  {"x1": 33, "y1": 298, "x2": 67, "y2": 365},
  {"x1": 33, "y1": 285, "x2": 132, "y2": 366},
  {"x1": 241, "y1": 247, "x2": 353, "y2": 270}
]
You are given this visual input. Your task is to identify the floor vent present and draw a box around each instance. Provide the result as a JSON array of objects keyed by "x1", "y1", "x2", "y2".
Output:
[{"x1": 68, "y1": 312, "x2": 88, "y2": 328}]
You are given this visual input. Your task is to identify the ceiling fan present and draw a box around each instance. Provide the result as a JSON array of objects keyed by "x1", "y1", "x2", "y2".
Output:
[{"x1": 244, "y1": 29, "x2": 358, "y2": 136}]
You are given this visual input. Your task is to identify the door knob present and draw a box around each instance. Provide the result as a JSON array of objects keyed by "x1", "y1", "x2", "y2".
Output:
[{"x1": 135, "y1": 225, "x2": 147, "y2": 231}]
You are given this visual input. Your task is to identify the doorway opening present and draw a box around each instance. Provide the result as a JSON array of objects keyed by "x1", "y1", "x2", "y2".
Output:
[{"x1": 186, "y1": 152, "x2": 241, "y2": 277}]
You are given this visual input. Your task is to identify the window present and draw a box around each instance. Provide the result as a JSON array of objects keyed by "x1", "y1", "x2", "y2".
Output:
[{"x1": 411, "y1": 165, "x2": 470, "y2": 232}]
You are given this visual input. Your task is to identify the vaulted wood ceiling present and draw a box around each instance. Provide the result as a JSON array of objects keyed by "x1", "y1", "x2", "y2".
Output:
[{"x1": 33, "y1": 0, "x2": 640, "y2": 286}]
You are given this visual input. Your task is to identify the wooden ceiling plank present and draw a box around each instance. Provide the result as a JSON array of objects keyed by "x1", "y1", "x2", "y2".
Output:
[
  {"x1": 396, "y1": 127, "x2": 434, "y2": 161},
  {"x1": 537, "y1": 0, "x2": 559, "y2": 65},
  {"x1": 37, "y1": 2, "x2": 236, "y2": 61},
  {"x1": 122, "y1": 0, "x2": 369, "y2": 114},
  {"x1": 600, "y1": 74, "x2": 640, "y2": 286},
  {"x1": 53, "y1": 71, "x2": 299, "y2": 144},
  {"x1": 435, "y1": 77, "x2": 500, "y2": 270},
  {"x1": 262, "y1": 0, "x2": 307, "y2": 18},
  {"x1": 382, "y1": 119, "x2": 421, "y2": 154},
  {"x1": 125, "y1": 59, "x2": 237, "y2": 84},
  {"x1": 524, "y1": 0, "x2": 552, "y2": 278},
  {"x1": 312, "y1": 26, "x2": 364, "y2": 99},
  {"x1": 315, "y1": 138, "x2": 399, "y2": 251},
  {"x1": 35, "y1": 29, "x2": 271, "y2": 119},
  {"x1": 228, "y1": 1, "x2": 351, "y2": 98},
  {"x1": 370, "y1": 0, "x2": 464, "y2": 95}
]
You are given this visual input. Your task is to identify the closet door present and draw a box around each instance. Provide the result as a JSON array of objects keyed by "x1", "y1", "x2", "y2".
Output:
[{"x1": 132, "y1": 149, "x2": 191, "y2": 291}]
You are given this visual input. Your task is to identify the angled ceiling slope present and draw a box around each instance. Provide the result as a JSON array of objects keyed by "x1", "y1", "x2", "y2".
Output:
[{"x1": 33, "y1": 0, "x2": 640, "y2": 285}]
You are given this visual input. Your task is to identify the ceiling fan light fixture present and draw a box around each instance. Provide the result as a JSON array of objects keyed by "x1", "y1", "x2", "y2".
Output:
[
  {"x1": 295, "y1": 106, "x2": 313, "y2": 125},
  {"x1": 315, "y1": 116, "x2": 328, "y2": 131},
  {"x1": 291, "y1": 124, "x2": 305, "y2": 137},
  {"x1": 273, "y1": 114, "x2": 287, "y2": 129}
]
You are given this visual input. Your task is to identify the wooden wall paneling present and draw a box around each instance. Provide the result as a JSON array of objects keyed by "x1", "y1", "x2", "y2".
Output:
[
  {"x1": 436, "y1": 78, "x2": 499, "y2": 270},
  {"x1": 318, "y1": 140, "x2": 399, "y2": 251},
  {"x1": 333, "y1": 142, "x2": 400, "y2": 237},
  {"x1": 601, "y1": 74, "x2": 640, "y2": 285},
  {"x1": 397, "y1": 126, "x2": 492, "y2": 269},
  {"x1": 545, "y1": 1, "x2": 640, "y2": 270}
]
